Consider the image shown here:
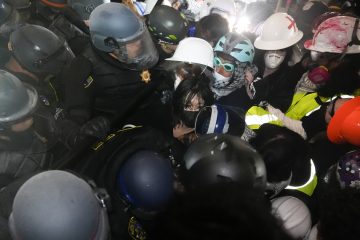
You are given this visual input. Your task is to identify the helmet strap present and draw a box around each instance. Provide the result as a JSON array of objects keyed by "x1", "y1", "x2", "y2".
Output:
[{"x1": 339, "y1": 18, "x2": 360, "y2": 61}]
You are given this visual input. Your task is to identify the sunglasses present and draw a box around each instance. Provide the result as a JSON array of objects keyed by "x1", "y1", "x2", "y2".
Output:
[{"x1": 214, "y1": 57, "x2": 235, "y2": 72}]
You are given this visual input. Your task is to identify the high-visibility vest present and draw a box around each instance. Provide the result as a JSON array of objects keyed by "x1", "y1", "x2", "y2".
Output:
[
  {"x1": 245, "y1": 92, "x2": 330, "y2": 130},
  {"x1": 286, "y1": 159, "x2": 317, "y2": 197}
]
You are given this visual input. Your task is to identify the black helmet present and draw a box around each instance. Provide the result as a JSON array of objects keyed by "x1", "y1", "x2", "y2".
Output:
[
  {"x1": 8, "y1": 170, "x2": 110, "y2": 240},
  {"x1": 0, "y1": 70, "x2": 37, "y2": 127},
  {"x1": 9, "y1": 24, "x2": 74, "y2": 75},
  {"x1": 182, "y1": 134, "x2": 266, "y2": 190},
  {"x1": 5, "y1": 0, "x2": 31, "y2": 10},
  {"x1": 116, "y1": 150, "x2": 175, "y2": 214},
  {"x1": 89, "y1": 2, "x2": 159, "y2": 70},
  {"x1": 147, "y1": 5, "x2": 188, "y2": 45},
  {"x1": 68, "y1": 0, "x2": 109, "y2": 20}
]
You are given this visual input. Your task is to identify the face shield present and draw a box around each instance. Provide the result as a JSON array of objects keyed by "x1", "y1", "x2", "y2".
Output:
[
  {"x1": 112, "y1": 28, "x2": 159, "y2": 70},
  {"x1": 39, "y1": 41, "x2": 75, "y2": 76},
  {"x1": 0, "y1": 9, "x2": 23, "y2": 38}
]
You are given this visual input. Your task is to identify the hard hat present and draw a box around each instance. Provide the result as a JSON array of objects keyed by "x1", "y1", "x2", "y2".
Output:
[
  {"x1": 254, "y1": 12, "x2": 303, "y2": 50},
  {"x1": 337, "y1": 150, "x2": 360, "y2": 189},
  {"x1": 166, "y1": 37, "x2": 214, "y2": 68},
  {"x1": 147, "y1": 5, "x2": 188, "y2": 44},
  {"x1": 0, "y1": 70, "x2": 37, "y2": 125},
  {"x1": 89, "y1": 3, "x2": 159, "y2": 70},
  {"x1": 327, "y1": 97, "x2": 360, "y2": 146},
  {"x1": 214, "y1": 33, "x2": 255, "y2": 63},
  {"x1": 8, "y1": 170, "x2": 110, "y2": 240},
  {"x1": 304, "y1": 16, "x2": 360, "y2": 54},
  {"x1": 9, "y1": 25, "x2": 74, "y2": 75},
  {"x1": 117, "y1": 150, "x2": 174, "y2": 212},
  {"x1": 68, "y1": 0, "x2": 110, "y2": 20},
  {"x1": 182, "y1": 134, "x2": 266, "y2": 190},
  {"x1": 311, "y1": 11, "x2": 341, "y2": 34},
  {"x1": 271, "y1": 196, "x2": 312, "y2": 239}
]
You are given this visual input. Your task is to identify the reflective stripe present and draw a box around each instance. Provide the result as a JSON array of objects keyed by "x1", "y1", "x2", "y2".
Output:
[
  {"x1": 245, "y1": 114, "x2": 279, "y2": 126},
  {"x1": 207, "y1": 106, "x2": 218, "y2": 134},
  {"x1": 286, "y1": 159, "x2": 317, "y2": 196}
]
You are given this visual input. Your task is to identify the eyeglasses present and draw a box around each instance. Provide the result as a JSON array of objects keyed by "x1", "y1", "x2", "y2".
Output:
[{"x1": 214, "y1": 57, "x2": 235, "y2": 72}]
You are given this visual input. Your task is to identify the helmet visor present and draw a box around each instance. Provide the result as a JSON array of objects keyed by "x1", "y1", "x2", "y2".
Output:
[{"x1": 113, "y1": 29, "x2": 159, "y2": 70}]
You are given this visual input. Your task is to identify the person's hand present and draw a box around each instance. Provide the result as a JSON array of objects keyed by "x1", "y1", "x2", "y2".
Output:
[
  {"x1": 173, "y1": 123, "x2": 194, "y2": 138},
  {"x1": 245, "y1": 70, "x2": 254, "y2": 84},
  {"x1": 80, "y1": 116, "x2": 110, "y2": 139}
]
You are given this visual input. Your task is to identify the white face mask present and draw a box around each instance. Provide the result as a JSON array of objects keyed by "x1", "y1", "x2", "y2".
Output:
[
  {"x1": 310, "y1": 51, "x2": 321, "y2": 61},
  {"x1": 174, "y1": 74, "x2": 182, "y2": 90},
  {"x1": 264, "y1": 50, "x2": 286, "y2": 69},
  {"x1": 212, "y1": 71, "x2": 232, "y2": 88}
]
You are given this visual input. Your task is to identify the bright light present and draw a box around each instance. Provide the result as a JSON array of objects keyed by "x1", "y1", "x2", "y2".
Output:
[{"x1": 233, "y1": 15, "x2": 250, "y2": 33}]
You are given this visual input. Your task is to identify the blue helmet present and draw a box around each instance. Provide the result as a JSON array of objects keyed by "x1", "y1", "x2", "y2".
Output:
[
  {"x1": 195, "y1": 104, "x2": 229, "y2": 135},
  {"x1": 116, "y1": 150, "x2": 174, "y2": 213},
  {"x1": 214, "y1": 33, "x2": 255, "y2": 63}
]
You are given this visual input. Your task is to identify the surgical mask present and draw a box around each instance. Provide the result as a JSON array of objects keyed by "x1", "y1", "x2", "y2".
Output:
[
  {"x1": 264, "y1": 50, "x2": 286, "y2": 69},
  {"x1": 174, "y1": 74, "x2": 182, "y2": 90},
  {"x1": 212, "y1": 71, "x2": 232, "y2": 88},
  {"x1": 187, "y1": 0, "x2": 204, "y2": 16}
]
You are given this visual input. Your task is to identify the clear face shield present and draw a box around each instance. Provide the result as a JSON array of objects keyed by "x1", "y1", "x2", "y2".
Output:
[
  {"x1": 40, "y1": 41, "x2": 75, "y2": 76},
  {"x1": 112, "y1": 29, "x2": 159, "y2": 70}
]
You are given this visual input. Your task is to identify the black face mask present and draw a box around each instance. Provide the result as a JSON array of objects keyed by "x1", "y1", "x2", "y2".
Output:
[{"x1": 180, "y1": 110, "x2": 199, "y2": 128}]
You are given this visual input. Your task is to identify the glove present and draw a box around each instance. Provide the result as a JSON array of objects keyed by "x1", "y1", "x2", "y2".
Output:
[{"x1": 79, "y1": 116, "x2": 110, "y2": 140}]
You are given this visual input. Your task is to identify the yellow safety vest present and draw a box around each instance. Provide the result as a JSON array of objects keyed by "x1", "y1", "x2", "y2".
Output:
[
  {"x1": 245, "y1": 92, "x2": 330, "y2": 130},
  {"x1": 286, "y1": 159, "x2": 317, "y2": 197}
]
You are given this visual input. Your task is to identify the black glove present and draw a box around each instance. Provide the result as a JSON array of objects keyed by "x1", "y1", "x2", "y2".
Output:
[{"x1": 79, "y1": 116, "x2": 110, "y2": 140}]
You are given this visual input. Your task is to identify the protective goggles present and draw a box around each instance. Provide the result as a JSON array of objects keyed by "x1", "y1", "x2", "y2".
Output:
[{"x1": 213, "y1": 57, "x2": 234, "y2": 72}]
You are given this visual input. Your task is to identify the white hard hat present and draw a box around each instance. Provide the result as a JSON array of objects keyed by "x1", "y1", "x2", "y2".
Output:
[
  {"x1": 304, "y1": 15, "x2": 360, "y2": 54},
  {"x1": 271, "y1": 196, "x2": 312, "y2": 239},
  {"x1": 166, "y1": 37, "x2": 214, "y2": 68},
  {"x1": 254, "y1": 12, "x2": 303, "y2": 50}
]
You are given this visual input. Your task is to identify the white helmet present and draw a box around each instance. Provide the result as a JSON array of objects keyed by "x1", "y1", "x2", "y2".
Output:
[
  {"x1": 254, "y1": 13, "x2": 303, "y2": 50},
  {"x1": 166, "y1": 37, "x2": 214, "y2": 68},
  {"x1": 304, "y1": 16, "x2": 360, "y2": 54},
  {"x1": 271, "y1": 196, "x2": 312, "y2": 240}
]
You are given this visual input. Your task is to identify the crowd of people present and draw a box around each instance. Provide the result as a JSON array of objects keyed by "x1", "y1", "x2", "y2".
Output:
[{"x1": 0, "y1": 0, "x2": 359, "y2": 239}]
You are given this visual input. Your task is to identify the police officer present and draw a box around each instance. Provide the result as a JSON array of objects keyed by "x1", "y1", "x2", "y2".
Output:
[
  {"x1": 0, "y1": 70, "x2": 110, "y2": 189},
  {"x1": 72, "y1": 125, "x2": 182, "y2": 239},
  {"x1": 5, "y1": 24, "x2": 93, "y2": 124},
  {"x1": 7, "y1": 170, "x2": 110, "y2": 240},
  {"x1": 83, "y1": 2, "x2": 174, "y2": 130}
]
